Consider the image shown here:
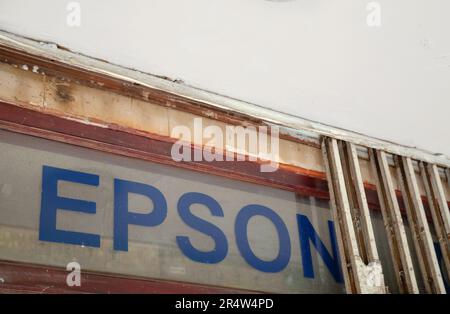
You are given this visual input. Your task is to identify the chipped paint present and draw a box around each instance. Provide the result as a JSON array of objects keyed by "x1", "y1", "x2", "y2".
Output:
[
  {"x1": 202, "y1": 110, "x2": 217, "y2": 119},
  {"x1": 55, "y1": 84, "x2": 74, "y2": 103},
  {"x1": 360, "y1": 261, "x2": 385, "y2": 293},
  {"x1": 64, "y1": 116, "x2": 108, "y2": 128},
  {"x1": 0, "y1": 30, "x2": 449, "y2": 168}
]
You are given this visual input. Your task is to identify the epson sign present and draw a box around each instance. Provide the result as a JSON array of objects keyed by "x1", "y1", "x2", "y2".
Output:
[
  {"x1": 39, "y1": 165, "x2": 342, "y2": 279},
  {"x1": 1, "y1": 130, "x2": 448, "y2": 293}
]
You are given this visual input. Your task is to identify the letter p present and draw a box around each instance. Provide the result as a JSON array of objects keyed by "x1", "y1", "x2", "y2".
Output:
[{"x1": 114, "y1": 179, "x2": 167, "y2": 251}]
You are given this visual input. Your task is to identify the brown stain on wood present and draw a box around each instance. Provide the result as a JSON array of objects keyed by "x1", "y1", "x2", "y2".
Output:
[
  {"x1": 1, "y1": 100, "x2": 448, "y2": 222},
  {"x1": 55, "y1": 84, "x2": 75, "y2": 103},
  {"x1": 0, "y1": 44, "x2": 319, "y2": 148}
]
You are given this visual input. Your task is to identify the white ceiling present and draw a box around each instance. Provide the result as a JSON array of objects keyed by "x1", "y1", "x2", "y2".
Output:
[{"x1": 1, "y1": 0, "x2": 449, "y2": 156}]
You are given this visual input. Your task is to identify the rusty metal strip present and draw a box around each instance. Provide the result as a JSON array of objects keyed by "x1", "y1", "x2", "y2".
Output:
[
  {"x1": 322, "y1": 138, "x2": 355, "y2": 293},
  {"x1": 420, "y1": 162, "x2": 450, "y2": 280},
  {"x1": 396, "y1": 157, "x2": 445, "y2": 293},
  {"x1": 341, "y1": 142, "x2": 386, "y2": 293},
  {"x1": 428, "y1": 164, "x2": 450, "y2": 235},
  {"x1": 369, "y1": 149, "x2": 419, "y2": 293},
  {"x1": 344, "y1": 142, "x2": 381, "y2": 264},
  {"x1": 322, "y1": 138, "x2": 386, "y2": 293}
]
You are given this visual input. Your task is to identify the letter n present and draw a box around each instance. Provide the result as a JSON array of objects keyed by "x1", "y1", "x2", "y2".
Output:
[{"x1": 297, "y1": 214, "x2": 343, "y2": 283}]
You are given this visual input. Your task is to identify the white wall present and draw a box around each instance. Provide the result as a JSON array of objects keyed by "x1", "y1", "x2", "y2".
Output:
[{"x1": 1, "y1": 0, "x2": 449, "y2": 156}]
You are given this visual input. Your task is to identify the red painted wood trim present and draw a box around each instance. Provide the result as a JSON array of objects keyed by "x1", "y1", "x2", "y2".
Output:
[
  {"x1": 0, "y1": 44, "x2": 319, "y2": 148},
  {"x1": 0, "y1": 260, "x2": 256, "y2": 294},
  {"x1": 0, "y1": 101, "x2": 447, "y2": 215},
  {"x1": 0, "y1": 100, "x2": 330, "y2": 199}
]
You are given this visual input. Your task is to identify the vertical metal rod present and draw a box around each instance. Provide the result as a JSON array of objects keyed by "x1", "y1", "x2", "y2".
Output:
[
  {"x1": 396, "y1": 157, "x2": 445, "y2": 293},
  {"x1": 322, "y1": 138, "x2": 386, "y2": 293},
  {"x1": 345, "y1": 142, "x2": 380, "y2": 264},
  {"x1": 322, "y1": 138, "x2": 359, "y2": 293},
  {"x1": 420, "y1": 162, "x2": 450, "y2": 279},
  {"x1": 369, "y1": 149, "x2": 419, "y2": 293}
]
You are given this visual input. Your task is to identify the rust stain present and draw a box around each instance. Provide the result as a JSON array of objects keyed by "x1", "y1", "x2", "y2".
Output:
[
  {"x1": 55, "y1": 84, "x2": 74, "y2": 103},
  {"x1": 0, "y1": 44, "x2": 320, "y2": 148}
]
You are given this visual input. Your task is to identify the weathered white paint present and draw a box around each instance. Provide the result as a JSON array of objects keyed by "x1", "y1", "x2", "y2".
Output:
[{"x1": 0, "y1": 0, "x2": 449, "y2": 158}]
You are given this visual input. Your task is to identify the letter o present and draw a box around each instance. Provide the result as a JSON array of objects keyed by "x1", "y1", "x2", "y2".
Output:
[{"x1": 235, "y1": 204, "x2": 291, "y2": 272}]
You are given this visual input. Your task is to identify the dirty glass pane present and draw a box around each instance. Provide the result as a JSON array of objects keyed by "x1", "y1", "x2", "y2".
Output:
[
  {"x1": 1, "y1": 130, "x2": 448, "y2": 293},
  {"x1": 0, "y1": 130, "x2": 345, "y2": 293}
]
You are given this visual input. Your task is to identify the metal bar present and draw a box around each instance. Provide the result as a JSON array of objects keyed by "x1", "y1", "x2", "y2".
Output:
[
  {"x1": 396, "y1": 157, "x2": 445, "y2": 293},
  {"x1": 420, "y1": 162, "x2": 450, "y2": 279},
  {"x1": 369, "y1": 149, "x2": 419, "y2": 293},
  {"x1": 322, "y1": 138, "x2": 386, "y2": 293},
  {"x1": 428, "y1": 165, "x2": 450, "y2": 235},
  {"x1": 339, "y1": 142, "x2": 367, "y2": 263},
  {"x1": 345, "y1": 142, "x2": 380, "y2": 263},
  {"x1": 322, "y1": 138, "x2": 354, "y2": 293}
]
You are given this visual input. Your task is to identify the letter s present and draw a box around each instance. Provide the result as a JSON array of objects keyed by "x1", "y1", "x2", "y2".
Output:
[{"x1": 176, "y1": 192, "x2": 228, "y2": 264}]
